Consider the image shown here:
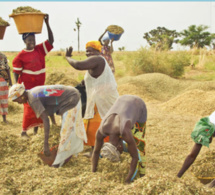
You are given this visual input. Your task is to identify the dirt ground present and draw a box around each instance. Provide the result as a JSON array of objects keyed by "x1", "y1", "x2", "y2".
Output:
[{"x1": 0, "y1": 71, "x2": 215, "y2": 194}]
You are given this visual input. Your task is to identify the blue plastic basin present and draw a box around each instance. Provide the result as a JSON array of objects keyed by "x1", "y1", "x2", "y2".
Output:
[{"x1": 108, "y1": 31, "x2": 123, "y2": 41}]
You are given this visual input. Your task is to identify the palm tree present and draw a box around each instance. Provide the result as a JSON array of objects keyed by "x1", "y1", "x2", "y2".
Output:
[{"x1": 75, "y1": 18, "x2": 82, "y2": 53}]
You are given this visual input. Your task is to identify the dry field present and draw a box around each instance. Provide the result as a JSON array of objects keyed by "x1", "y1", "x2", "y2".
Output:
[{"x1": 0, "y1": 53, "x2": 215, "y2": 194}]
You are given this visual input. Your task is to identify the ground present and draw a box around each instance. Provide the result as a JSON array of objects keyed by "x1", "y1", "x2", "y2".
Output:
[{"x1": 0, "y1": 57, "x2": 215, "y2": 194}]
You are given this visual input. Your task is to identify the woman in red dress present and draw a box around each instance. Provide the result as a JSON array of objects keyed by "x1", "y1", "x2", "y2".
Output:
[{"x1": 12, "y1": 14, "x2": 54, "y2": 137}]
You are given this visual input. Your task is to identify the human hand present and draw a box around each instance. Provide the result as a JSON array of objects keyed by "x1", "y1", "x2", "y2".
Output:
[
  {"x1": 44, "y1": 149, "x2": 51, "y2": 157},
  {"x1": 44, "y1": 14, "x2": 49, "y2": 24},
  {"x1": 125, "y1": 178, "x2": 131, "y2": 184},
  {"x1": 111, "y1": 38, "x2": 114, "y2": 43},
  {"x1": 66, "y1": 46, "x2": 73, "y2": 57},
  {"x1": 208, "y1": 179, "x2": 215, "y2": 188}
]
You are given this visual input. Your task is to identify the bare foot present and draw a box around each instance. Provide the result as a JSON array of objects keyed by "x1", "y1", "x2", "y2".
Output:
[
  {"x1": 83, "y1": 151, "x2": 93, "y2": 158},
  {"x1": 208, "y1": 179, "x2": 215, "y2": 188},
  {"x1": 34, "y1": 127, "x2": 38, "y2": 135},
  {"x1": 44, "y1": 150, "x2": 51, "y2": 157},
  {"x1": 2, "y1": 115, "x2": 8, "y2": 123},
  {"x1": 21, "y1": 131, "x2": 30, "y2": 139}
]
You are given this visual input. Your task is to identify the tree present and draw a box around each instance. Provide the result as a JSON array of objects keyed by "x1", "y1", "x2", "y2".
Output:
[
  {"x1": 118, "y1": 46, "x2": 125, "y2": 51},
  {"x1": 143, "y1": 27, "x2": 179, "y2": 51},
  {"x1": 75, "y1": 18, "x2": 82, "y2": 52},
  {"x1": 179, "y1": 25, "x2": 215, "y2": 49}
]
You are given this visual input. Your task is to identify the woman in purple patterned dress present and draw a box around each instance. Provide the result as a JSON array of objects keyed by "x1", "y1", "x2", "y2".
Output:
[{"x1": 98, "y1": 29, "x2": 115, "y2": 73}]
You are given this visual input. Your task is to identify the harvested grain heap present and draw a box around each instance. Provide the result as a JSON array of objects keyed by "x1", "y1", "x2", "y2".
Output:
[
  {"x1": 107, "y1": 25, "x2": 124, "y2": 34},
  {"x1": 12, "y1": 6, "x2": 42, "y2": 14},
  {"x1": 118, "y1": 73, "x2": 215, "y2": 116},
  {"x1": 191, "y1": 150, "x2": 215, "y2": 178},
  {"x1": 1, "y1": 72, "x2": 215, "y2": 194},
  {"x1": 0, "y1": 17, "x2": 9, "y2": 26}
]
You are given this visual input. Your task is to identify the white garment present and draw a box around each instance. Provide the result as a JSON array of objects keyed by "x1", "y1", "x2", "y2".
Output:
[
  {"x1": 84, "y1": 56, "x2": 119, "y2": 119},
  {"x1": 52, "y1": 101, "x2": 87, "y2": 167},
  {"x1": 209, "y1": 111, "x2": 215, "y2": 125}
]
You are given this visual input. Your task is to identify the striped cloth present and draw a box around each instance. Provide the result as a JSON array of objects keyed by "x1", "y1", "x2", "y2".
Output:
[{"x1": 0, "y1": 77, "x2": 8, "y2": 115}]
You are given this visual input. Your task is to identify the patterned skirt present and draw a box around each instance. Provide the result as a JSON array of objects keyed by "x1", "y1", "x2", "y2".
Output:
[
  {"x1": 0, "y1": 77, "x2": 8, "y2": 115},
  {"x1": 131, "y1": 122, "x2": 146, "y2": 175}
]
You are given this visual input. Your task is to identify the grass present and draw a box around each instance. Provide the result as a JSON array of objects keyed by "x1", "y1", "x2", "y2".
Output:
[{"x1": 4, "y1": 48, "x2": 215, "y2": 82}]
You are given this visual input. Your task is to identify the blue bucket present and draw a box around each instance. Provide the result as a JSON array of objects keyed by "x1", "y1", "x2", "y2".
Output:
[{"x1": 108, "y1": 31, "x2": 123, "y2": 41}]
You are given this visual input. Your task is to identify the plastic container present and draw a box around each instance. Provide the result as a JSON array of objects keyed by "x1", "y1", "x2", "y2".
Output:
[
  {"x1": 9, "y1": 13, "x2": 45, "y2": 34},
  {"x1": 0, "y1": 26, "x2": 7, "y2": 40},
  {"x1": 108, "y1": 31, "x2": 123, "y2": 41}
]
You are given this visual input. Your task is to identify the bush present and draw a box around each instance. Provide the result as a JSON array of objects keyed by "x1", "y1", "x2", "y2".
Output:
[{"x1": 133, "y1": 48, "x2": 191, "y2": 77}]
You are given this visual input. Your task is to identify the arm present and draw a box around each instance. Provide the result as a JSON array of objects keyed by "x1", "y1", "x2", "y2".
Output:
[
  {"x1": 92, "y1": 130, "x2": 104, "y2": 172},
  {"x1": 44, "y1": 14, "x2": 54, "y2": 45},
  {"x1": 13, "y1": 72, "x2": 19, "y2": 83},
  {"x1": 65, "y1": 47, "x2": 103, "y2": 70},
  {"x1": 177, "y1": 143, "x2": 202, "y2": 178},
  {"x1": 110, "y1": 38, "x2": 114, "y2": 54},
  {"x1": 6, "y1": 69, "x2": 12, "y2": 86},
  {"x1": 49, "y1": 114, "x2": 56, "y2": 125},
  {"x1": 123, "y1": 128, "x2": 139, "y2": 183},
  {"x1": 98, "y1": 29, "x2": 108, "y2": 45},
  {"x1": 39, "y1": 111, "x2": 51, "y2": 156},
  {"x1": 4, "y1": 57, "x2": 12, "y2": 86}
]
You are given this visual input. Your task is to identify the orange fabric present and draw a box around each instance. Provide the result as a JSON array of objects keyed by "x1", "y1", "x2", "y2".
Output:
[
  {"x1": 23, "y1": 102, "x2": 43, "y2": 131},
  {"x1": 86, "y1": 41, "x2": 102, "y2": 52},
  {"x1": 84, "y1": 105, "x2": 109, "y2": 146}
]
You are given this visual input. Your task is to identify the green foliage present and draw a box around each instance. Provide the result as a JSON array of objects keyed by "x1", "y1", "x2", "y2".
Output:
[
  {"x1": 133, "y1": 48, "x2": 190, "y2": 77},
  {"x1": 118, "y1": 46, "x2": 125, "y2": 51},
  {"x1": 143, "y1": 27, "x2": 179, "y2": 51},
  {"x1": 179, "y1": 25, "x2": 215, "y2": 49}
]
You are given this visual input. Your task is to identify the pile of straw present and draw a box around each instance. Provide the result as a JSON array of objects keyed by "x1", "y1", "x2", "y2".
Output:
[{"x1": 1, "y1": 72, "x2": 215, "y2": 194}]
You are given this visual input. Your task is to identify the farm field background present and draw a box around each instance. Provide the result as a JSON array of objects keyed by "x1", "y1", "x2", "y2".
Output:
[{"x1": 1, "y1": 50, "x2": 215, "y2": 194}]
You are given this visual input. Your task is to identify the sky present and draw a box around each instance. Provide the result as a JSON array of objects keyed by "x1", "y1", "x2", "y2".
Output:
[{"x1": 0, "y1": 1, "x2": 215, "y2": 52}]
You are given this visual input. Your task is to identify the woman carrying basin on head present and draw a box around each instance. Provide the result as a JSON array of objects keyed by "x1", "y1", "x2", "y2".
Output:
[
  {"x1": 12, "y1": 14, "x2": 55, "y2": 137},
  {"x1": 98, "y1": 29, "x2": 115, "y2": 74}
]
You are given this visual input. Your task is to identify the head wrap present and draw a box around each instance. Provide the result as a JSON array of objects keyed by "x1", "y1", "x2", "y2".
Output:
[
  {"x1": 8, "y1": 83, "x2": 25, "y2": 100},
  {"x1": 86, "y1": 41, "x2": 102, "y2": 52},
  {"x1": 102, "y1": 36, "x2": 110, "y2": 41},
  {"x1": 22, "y1": 33, "x2": 35, "y2": 41},
  {"x1": 191, "y1": 117, "x2": 215, "y2": 147},
  {"x1": 101, "y1": 142, "x2": 121, "y2": 162}
]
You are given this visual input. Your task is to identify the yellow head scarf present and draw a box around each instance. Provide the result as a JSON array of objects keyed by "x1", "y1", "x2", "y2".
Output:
[{"x1": 86, "y1": 41, "x2": 102, "y2": 52}]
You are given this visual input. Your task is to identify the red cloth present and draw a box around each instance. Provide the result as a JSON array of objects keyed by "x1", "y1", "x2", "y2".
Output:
[
  {"x1": 12, "y1": 40, "x2": 53, "y2": 89},
  {"x1": 23, "y1": 103, "x2": 43, "y2": 131},
  {"x1": 0, "y1": 77, "x2": 8, "y2": 115},
  {"x1": 13, "y1": 40, "x2": 53, "y2": 131}
]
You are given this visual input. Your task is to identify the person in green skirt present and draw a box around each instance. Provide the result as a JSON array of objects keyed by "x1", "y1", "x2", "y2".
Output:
[{"x1": 177, "y1": 112, "x2": 215, "y2": 178}]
